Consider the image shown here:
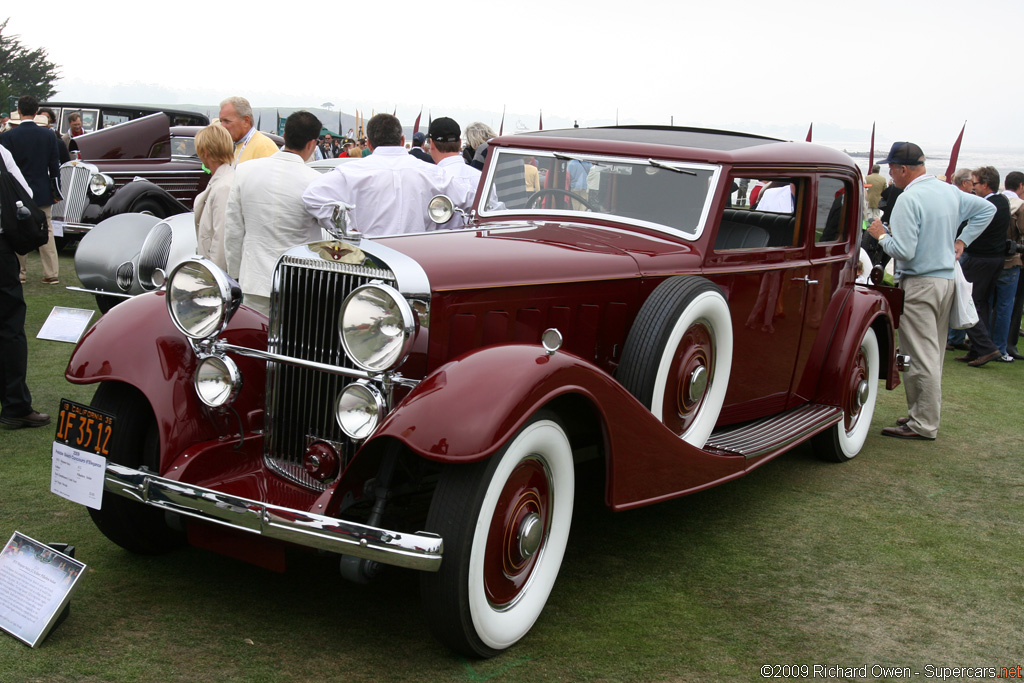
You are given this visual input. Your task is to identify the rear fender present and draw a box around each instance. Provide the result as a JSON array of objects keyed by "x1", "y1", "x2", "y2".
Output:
[
  {"x1": 810, "y1": 286, "x2": 900, "y2": 406},
  {"x1": 66, "y1": 292, "x2": 270, "y2": 472},
  {"x1": 364, "y1": 344, "x2": 746, "y2": 510}
]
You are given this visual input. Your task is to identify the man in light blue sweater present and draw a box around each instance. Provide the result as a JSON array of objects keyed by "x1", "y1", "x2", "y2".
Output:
[{"x1": 866, "y1": 142, "x2": 995, "y2": 440}]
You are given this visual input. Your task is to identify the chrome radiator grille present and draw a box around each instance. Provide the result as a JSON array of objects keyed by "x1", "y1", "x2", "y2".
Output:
[
  {"x1": 52, "y1": 164, "x2": 91, "y2": 223},
  {"x1": 264, "y1": 254, "x2": 397, "y2": 492}
]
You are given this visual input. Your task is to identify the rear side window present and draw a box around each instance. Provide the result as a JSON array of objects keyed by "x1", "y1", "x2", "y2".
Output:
[{"x1": 814, "y1": 177, "x2": 849, "y2": 244}]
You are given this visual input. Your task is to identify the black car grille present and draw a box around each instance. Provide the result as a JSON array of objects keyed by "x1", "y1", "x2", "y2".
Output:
[
  {"x1": 264, "y1": 254, "x2": 398, "y2": 492},
  {"x1": 53, "y1": 164, "x2": 91, "y2": 223}
]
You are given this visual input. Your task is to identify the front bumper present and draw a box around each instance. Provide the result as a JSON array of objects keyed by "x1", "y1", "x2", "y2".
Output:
[{"x1": 103, "y1": 462, "x2": 443, "y2": 571}]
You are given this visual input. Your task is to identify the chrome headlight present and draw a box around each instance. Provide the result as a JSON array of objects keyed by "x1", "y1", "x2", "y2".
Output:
[
  {"x1": 194, "y1": 355, "x2": 241, "y2": 408},
  {"x1": 427, "y1": 195, "x2": 455, "y2": 225},
  {"x1": 89, "y1": 173, "x2": 114, "y2": 196},
  {"x1": 166, "y1": 259, "x2": 242, "y2": 340},
  {"x1": 335, "y1": 381, "x2": 386, "y2": 440},
  {"x1": 338, "y1": 283, "x2": 415, "y2": 372}
]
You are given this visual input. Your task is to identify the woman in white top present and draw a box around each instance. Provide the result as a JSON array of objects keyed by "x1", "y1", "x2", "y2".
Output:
[{"x1": 193, "y1": 124, "x2": 235, "y2": 270}]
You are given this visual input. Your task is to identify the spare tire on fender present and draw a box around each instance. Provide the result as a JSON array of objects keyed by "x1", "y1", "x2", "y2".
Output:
[{"x1": 616, "y1": 276, "x2": 733, "y2": 448}]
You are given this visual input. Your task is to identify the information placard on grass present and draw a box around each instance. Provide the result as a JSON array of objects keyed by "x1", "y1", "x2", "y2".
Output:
[
  {"x1": 36, "y1": 307, "x2": 94, "y2": 344},
  {"x1": 0, "y1": 532, "x2": 86, "y2": 647}
]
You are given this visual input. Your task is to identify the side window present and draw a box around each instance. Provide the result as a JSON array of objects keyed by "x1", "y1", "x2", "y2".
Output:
[
  {"x1": 716, "y1": 176, "x2": 804, "y2": 251},
  {"x1": 815, "y1": 177, "x2": 849, "y2": 244},
  {"x1": 101, "y1": 110, "x2": 132, "y2": 129}
]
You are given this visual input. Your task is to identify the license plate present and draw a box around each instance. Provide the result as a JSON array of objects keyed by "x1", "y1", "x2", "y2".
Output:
[{"x1": 54, "y1": 398, "x2": 115, "y2": 456}]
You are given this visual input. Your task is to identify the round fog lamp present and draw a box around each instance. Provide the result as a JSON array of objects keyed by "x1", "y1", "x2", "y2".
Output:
[
  {"x1": 339, "y1": 283, "x2": 415, "y2": 372},
  {"x1": 335, "y1": 381, "x2": 385, "y2": 440},
  {"x1": 194, "y1": 355, "x2": 241, "y2": 407},
  {"x1": 166, "y1": 259, "x2": 241, "y2": 340}
]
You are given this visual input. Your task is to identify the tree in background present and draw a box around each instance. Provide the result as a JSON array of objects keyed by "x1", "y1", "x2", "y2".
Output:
[{"x1": 1, "y1": 18, "x2": 61, "y2": 111}]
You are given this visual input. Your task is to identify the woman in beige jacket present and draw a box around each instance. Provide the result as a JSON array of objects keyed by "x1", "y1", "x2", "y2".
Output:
[{"x1": 193, "y1": 124, "x2": 235, "y2": 270}]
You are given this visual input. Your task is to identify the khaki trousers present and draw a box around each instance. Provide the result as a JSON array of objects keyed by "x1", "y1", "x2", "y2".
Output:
[
  {"x1": 17, "y1": 205, "x2": 59, "y2": 281},
  {"x1": 899, "y1": 276, "x2": 955, "y2": 439}
]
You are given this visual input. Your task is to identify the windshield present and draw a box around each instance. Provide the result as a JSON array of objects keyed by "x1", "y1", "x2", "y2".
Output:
[{"x1": 479, "y1": 148, "x2": 719, "y2": 239}]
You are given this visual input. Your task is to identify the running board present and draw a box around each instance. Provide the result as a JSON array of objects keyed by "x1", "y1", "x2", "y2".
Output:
[{"x1": 705, "y1": 404, "x2": 842, "y2": 458}]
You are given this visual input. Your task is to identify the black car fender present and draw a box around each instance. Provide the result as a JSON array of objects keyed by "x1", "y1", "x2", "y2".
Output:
[{"x1": 99, "y1": 178, "x2": 190, "y2": 222}]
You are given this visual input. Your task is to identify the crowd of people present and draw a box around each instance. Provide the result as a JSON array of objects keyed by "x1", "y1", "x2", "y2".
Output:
[
  {"x1": 1, "y1": 99, "x2": 1021, "y2": 441},
  {"x1": 865, "y1": 142, "x2": 1023, "y2": 442}
]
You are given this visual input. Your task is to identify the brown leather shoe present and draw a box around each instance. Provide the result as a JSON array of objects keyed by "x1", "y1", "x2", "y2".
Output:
[
  {"x1": 967, "y1": 350, "x2": 1001, "y2": 367},
  {"x1": 881, "y1": 425, "x2": 935, "y2": 441},
  {"x1": 1, "y1": 411, "x2": 52, "y2": 429},
  {"x1": 896, "y1": 416, "x2": 910, "y2": 426}
]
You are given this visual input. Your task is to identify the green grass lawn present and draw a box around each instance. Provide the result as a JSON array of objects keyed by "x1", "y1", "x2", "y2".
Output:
[{"x1": 2, "y1": 251, "x2": 1022, "y2": 682}]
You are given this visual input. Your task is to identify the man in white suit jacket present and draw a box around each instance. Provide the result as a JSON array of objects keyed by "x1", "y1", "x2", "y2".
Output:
[{"x1": 225, "y1": 111, "x2": 323, "y2": 316}]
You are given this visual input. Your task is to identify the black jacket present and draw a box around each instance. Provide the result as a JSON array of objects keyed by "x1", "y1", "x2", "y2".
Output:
[
  {"x1": 0, "y1": 122, "x2": 60, "y2": 207},
  {"x1": 966, "y1": 193, "x2": 1010, "y2": 258}
]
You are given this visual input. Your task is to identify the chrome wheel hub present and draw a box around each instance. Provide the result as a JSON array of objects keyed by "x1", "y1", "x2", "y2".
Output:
[
  {"x1": 688, "y1": 366, "x2": 708, "y2": 404},
  {"x1": 517, "y1": 512, "x2": 543, "y2": 560}
]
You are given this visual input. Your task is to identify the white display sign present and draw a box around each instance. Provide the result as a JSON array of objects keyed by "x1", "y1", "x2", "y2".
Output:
[
  {"x1": 0, "y1": 532, "x2": 86, "y2": 647},
  {"x1": 36, "y1": 307, "x2": 94, "y2": 344},
  {"x1": 51, "y1": 443, "x2": 106, "y2": 511},
  {"x1": 50, "y1": 219, "x2": 64, "y2": 237}
]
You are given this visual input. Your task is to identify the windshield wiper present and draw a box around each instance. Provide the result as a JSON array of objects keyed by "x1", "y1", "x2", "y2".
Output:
[
  {"x1": 647, "y1": 159, "x2": 697, "y2": 175},
  {"x1": 553, "y1": 153, "x2": 608, "y2": 167}
]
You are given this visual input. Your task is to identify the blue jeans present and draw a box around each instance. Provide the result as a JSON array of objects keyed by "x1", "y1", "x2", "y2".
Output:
[{"x1": 989, "y1": 266, "x2": 1020, "y2": 355}]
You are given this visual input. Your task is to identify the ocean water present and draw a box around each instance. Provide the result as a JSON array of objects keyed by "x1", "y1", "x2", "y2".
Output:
[{"x1": 819, "y1": 140, "x2": 1024, "y2": 186}]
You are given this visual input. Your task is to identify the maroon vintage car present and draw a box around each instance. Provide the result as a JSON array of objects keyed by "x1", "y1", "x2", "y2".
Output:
[{"x1": 54, "y1": 126, "x2": 903, "y2": 657}]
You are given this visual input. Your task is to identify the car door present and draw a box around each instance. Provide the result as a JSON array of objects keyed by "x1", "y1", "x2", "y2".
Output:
[
  {"x1": 705, "y1": 173, "x2": 813, "y2": 425},
  {"x1": 788, "y1": 173, "x2": 860, "y2": 404}
]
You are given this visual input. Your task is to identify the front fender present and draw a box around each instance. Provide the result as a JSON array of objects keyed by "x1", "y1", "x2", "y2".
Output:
[
  {"x1": 74, "y1": 213, "x2": 161, "y2": 294},
  {"x1": 66, "y1": 291, "x2": 270, "y2": 472},
  {"x1": 99, "y1": 179, "x2": 190, "y2": 221},
  {"x1": 366, "y1": 343, "x2": 746, "y2": 509}
]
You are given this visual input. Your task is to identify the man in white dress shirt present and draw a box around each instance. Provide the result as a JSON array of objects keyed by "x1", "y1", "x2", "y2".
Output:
[
  {"x1": 303, "y1": 113, "x2": 473, "y2": 237},
  {"x1": 224, "y1": 110, "x2": 323, "y2": 316},
  {"x1": 428, "y1": 117, "x2": 481, "y2": 229}
]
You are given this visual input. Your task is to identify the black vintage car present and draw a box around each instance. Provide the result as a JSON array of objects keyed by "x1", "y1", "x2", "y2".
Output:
[{"x1": 51, "y1": 113, "x2": 281, "y2": 248}]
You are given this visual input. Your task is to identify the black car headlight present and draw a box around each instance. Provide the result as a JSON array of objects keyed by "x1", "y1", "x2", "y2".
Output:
[
  {"x1": 89, "y1": 173, "x2": 114, "y2": 196},
  {"x1": 166, "y1": 259, "x2": 242, "y2": 340},
  {"x1": 338, "y1": 283, "x2": 415, "y2": 372}
]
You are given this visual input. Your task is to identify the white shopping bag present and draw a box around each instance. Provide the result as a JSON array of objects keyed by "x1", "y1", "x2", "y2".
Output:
[{"x1": 949, "y1": 261, "x2": 978, "y2": 330}]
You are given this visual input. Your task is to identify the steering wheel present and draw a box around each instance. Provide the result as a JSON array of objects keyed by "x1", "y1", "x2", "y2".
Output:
[{"x1": 526, "y1": 189, "x2": 597, "y2": 212}]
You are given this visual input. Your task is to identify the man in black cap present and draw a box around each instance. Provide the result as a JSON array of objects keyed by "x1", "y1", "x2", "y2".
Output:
[
  {"x1": 865, "y1": 141, "x2": 994, "y2": 440},
  {"x1": 409, "y1": 131, "x2": 433, "y2": 164},
  {"x1": 429, "y1": 117, "x2": 483, "y2": 228}
]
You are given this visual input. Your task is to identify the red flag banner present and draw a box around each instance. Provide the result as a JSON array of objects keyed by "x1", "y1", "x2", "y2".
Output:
[
  {"x1": 868, "y1": 122, "x2": 875, "y2": 172},
  {"x1": 413, "y1": 108, "x2": 422, "y2": 136},
  {"x1": 539, "y1": 110, "x2": 543, "y2": 131},
  {"x1": 945, "y1": 122, "x2": 966, "y2": 184},
  {"x1": 805, "y1": 123, "x2": 812, "y2": 142}
]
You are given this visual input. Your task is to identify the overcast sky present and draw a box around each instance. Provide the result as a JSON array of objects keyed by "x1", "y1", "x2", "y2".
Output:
[{"x1": 6, "y1": 0, "x2": 1022, "y2": 152}]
